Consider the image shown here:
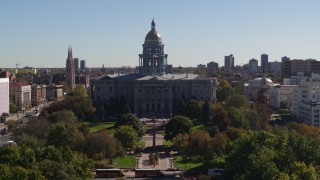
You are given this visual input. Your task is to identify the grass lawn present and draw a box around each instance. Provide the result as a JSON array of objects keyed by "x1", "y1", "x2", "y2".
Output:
[
  {"x1": 114, "y1": 156, "x2": 136, "y2": 168},
  {"x1": 84, "y1": 122, "x2": 116, "y2": 133},
  {"x1": 173, "y1": 156, "x2": 203, "y2": 171},
  {"x1": 136, "y1": 140, "x2": 145, "y2": 148},
  {"x1": 190, "y1": 124, "x2": 206, "y2": 132},
  {"x1": 163, "y1": 140, "x2": 173, "y2": 146}
]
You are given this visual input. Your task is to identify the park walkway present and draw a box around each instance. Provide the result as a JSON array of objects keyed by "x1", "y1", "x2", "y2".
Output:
[{"x1": 136, "y1": 121, "x2": 171, "y2": 170}]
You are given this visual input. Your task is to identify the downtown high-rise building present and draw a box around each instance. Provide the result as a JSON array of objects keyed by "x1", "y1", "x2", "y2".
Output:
[
  {"x1": 224, "y1": 54, "x2": 234, "y2": 71},
  {"x1": 74, "y1": 58, "x2": 79, "y2": 72},
  {"x1": 65, "y1": 47, "x2": 75, "y2": 91},
  {"x1": 249, "y1": 58, "x2": 258, "y2": 74},
  {"x1": 261, "y1": 53, "x2": 268, "y2": 73},
  {"x1": 80, "y1": 60, "x2": 86, "y2": 70}
]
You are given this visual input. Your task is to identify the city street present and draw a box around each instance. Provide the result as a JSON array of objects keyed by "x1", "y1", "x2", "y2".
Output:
[{"x1": 0, "y1": 103, "x2": 47, "y2": 146}]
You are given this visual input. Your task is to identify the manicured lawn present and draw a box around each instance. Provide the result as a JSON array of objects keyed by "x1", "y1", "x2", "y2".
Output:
[
  {"x1": 173, "y1": 156, "x2": 203, "y2": 170},
  {"x1": 136, "y1": 140, "x2": 145, "y2": 148},
  {"x1": 84, "y1": 122, "x2": 116, "y2": 133},
  {"x1": 114, "y1": 156, "x2": 136, "y2": 168},
  {"x1": 163, "y1": 140, "x2": 173, "y2": 146},
  {"x1": 190, "y1": 124, "x2": 206, "y2": 132}
]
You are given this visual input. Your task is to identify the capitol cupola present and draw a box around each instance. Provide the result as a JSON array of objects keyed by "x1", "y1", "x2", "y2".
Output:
[
  {"x1": 139, "y1": 19, "x2": 168, "y2": 76},
  {"x1": 144, "y1": 18, "x2": 163, "y2": 45}
]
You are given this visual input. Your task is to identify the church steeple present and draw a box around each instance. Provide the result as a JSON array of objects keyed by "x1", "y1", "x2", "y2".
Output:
[
  {"x1": 66, "y1": 46, "x2": 75, "y2": 91},
  {"x1": 151, "y1": 18, "x2": 155, "y2": 30},
  {"x1": 67, "y1": 46, "x2": 73, "y2": 60}
]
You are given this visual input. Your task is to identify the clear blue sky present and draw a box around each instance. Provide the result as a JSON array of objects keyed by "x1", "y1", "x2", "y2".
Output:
[{"x1": 0, "y1": 0, "x2": 319, "y2": 68}]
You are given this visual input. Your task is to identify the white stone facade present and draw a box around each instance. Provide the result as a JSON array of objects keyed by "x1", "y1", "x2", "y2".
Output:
[
  {"x1": 269, "y1": 85, "x2": 295, "y2": 108},
  {"x1": 0, "y1": 78, "x2": 9, "y2": 114},
  {"x1": 291, "y1": 74, "x2": 320, "y2": 126},
  {"x1": 9, "y1": 82, "x2": 31, "y2": 111}
]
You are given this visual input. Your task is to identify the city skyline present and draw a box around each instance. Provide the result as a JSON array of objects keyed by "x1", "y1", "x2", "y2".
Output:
[{"x1": 1, "y1": 0, "x2": 319, "y2": 68}]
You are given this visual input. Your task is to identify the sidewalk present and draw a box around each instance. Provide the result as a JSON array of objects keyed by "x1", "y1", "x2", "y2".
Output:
[{"x1": 137, "y1": 134, "x2": 171, "y2": 170}]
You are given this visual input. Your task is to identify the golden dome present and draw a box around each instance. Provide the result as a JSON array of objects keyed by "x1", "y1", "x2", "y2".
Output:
[{"x1": 144, "y1": 19, "x2": 162, "y2": 44}]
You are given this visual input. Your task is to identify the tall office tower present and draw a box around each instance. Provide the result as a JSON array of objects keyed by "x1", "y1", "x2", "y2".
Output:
[
  {"x1": 65, "y1": 47, "x2": 75, "y2": 91},
  {"x1": 207, "y1": 61, "x2": 219, "y2": 76},
  {"x1": 80, "y1": 60, "x2": 86, "y2": 70},
  {"x1": 74, "y1": 58, "x2": 79, "y2": 72},
  {"x1": 139, "y1": 19, "x2": 168, "y2": 76},
  {"x1": 249, "y1": 58, "x2": 259, "y2": 74},
  {"x1": 261, "y1": 53, "x2": 268, "y2": 73},
  {"x1": 224, "y1": 54, "x2": 234, "y2": 71}
]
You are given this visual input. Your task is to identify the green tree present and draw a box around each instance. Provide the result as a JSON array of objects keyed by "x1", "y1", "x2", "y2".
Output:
[
  {"x1": 218, "y1": 79, "x2": 231, "y2": 88},
  {"x1": 290, "y1": 161, "x2": 317, "y2": 180},
  {"x1": 225, "y1": 131, "x2": 280, "y2": 179},
  {"x1": 0, "y1": 164, "x2": 11, "y2": 179},
  {"x1": 114, "y1": 125, "x2": 139, "y2": 149},
  {"x1": 115, "y1": 113, "x2": 144, "y2": 137},
  {"x1": 10, "y1": 166, "x2": 28, "y2": 180},
  {"x1": 202, "y1": 100, "x2": 210, "y2": 123},
  {"x1": 9, "y1": 103, "x2": 17, "y2": 113},
  {"x1": 47, "y1": 125, "x2": 86, "y2": 151},
  {"x1": 228, "y1": 107, "x2": 249, "y2": 129},
  {"x1": 212, "y1": 132, "x2": 228, "y2": 155},
  {"x1": 17, "y1": 118, "x2": 51, "y2": 141},
  {"x1": 186, "y1": 130, "x2": 214, "y2": 161},
  {"x1": 86, "y1": 130, "x2": 124, "y2": 164},
  {"x1": 48, "y1": 85, "x2": 96, "y2": 120},
  {"x1": 172, "y1": 133, "x2": 189, "y2": 154},
  {"x1": 225, "y1": 94, "x2": 250, "y2": 109},
  {"x1": 16, "y1": 133, "x2": 45, "y2": 151},
  {"x1": 20, "y1": 146, "x2": 35, "y2": 168},
  {"x1": 0, "y1": 144, "x2": 21, "y2": 166},
  {"x1": 164, "y1": 115, "x2": 193, "y2": 140},
  {"x1": 212, "y1": 104, "x2": 230, "y2": 131},
  {"x1": 185, "y1": 99, "x2": 203, "y2": 121},
  {"x1": 47, "y1": 110, "x2": 77, "y2": 126},
  {"x1": 217, "y1": 86, "x2": 235, "y2": 102},
  {"x1": 73, "y1": 85, "x2": 89, "y2": 97},
  {"x1": 247, "y1": 109, "x2": 262, "y2": 130}
]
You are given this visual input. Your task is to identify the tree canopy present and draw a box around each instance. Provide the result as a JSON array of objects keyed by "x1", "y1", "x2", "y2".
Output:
[
  {"x1": 115, "y1": 113, "x2": 144, "y2": 137},
  {"x1": 164, "y1": 115, "x2": 193, "y2": 140},
  {"x1": 114, "y1": 125, "x2": 139, "y2": 149}
]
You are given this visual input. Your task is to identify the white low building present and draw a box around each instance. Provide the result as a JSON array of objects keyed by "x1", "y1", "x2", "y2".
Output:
[
  {"x1": 0, "y1": 78, "x2": 9, "y2": 114},
  {"x1": 244, "y1": 77, "x2": 274, "y2": 101},
  {"x1": 244, "y1": 77, "x2": 295, "y2": 109},
  {"x1": 9, "y1": 82, "x2": 31, "y2": 111},
  {"x1": 291, "y1": 73, "x2": 320, "y2": 126},
  {"x1": 269, "y1": 85, "x2": 296, "y2": 108}
]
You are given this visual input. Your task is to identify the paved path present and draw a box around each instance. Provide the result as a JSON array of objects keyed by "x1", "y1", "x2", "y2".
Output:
[{"x1": 137, "y1": 121, "x2": 171, "y2": 170}]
